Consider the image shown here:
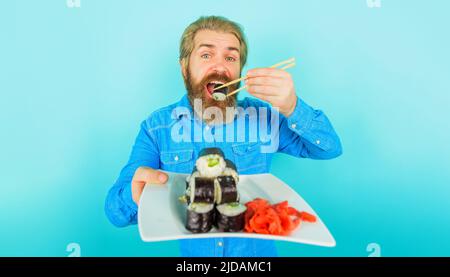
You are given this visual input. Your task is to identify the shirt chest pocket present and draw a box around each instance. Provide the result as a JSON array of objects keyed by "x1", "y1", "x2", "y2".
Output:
[
  {"x1": 231, "y1": 142, "x2": 267, "y2": 174},
  {"x1": 160, "y1": 149, "x2": 194, "y2": 173}
]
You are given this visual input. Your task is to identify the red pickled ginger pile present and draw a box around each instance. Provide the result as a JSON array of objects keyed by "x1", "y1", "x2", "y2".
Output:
[{"x1": 244, "y1": 198, "x2": 317, "y2": 236}]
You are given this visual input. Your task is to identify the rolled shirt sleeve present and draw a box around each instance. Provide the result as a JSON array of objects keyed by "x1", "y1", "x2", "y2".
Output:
[
  {"x1": 104, "y1": 120, "x2": 160, "y2": 227},
  {"x1": 278, "y1": 97, "x2": 343, "y2": 159}
]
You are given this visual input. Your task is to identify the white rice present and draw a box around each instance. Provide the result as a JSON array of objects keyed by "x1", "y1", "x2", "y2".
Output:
[
  {"x1": 188, "y1": 203, "x2": 214, "y2": 213},
  {"x1": 212, "y1": 92, "x2": 227, "y2": 101},
  {"x1": 195, "y1": 154, "x2": 226, "y2": 178},
  {"x1": 216, "y1": 203, "x2": 247, "y2": 217}
]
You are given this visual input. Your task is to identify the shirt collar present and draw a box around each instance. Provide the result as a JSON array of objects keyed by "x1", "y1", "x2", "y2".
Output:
[{"x1": 173, "y1": 94, "x2": 193, "y2": 119}]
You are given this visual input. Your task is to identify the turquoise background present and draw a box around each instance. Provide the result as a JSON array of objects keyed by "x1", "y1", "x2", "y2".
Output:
[{"x1": 1, "y1": 0, "x2": 449, "y2": 257}]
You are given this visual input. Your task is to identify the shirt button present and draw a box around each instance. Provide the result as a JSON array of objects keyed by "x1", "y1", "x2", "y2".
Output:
[
  {"x1": 218, "y1": 242, "x2": 223, "y2": 247},
  {"x1": 174, "y1": 155, "x2": 179, "y2": 161},
  {"x1": 316, "y1": 140, "x2": 320, "y2": 145},
  {"x1": 291, "y1": 123, "x2": 297, "y2": 129}
]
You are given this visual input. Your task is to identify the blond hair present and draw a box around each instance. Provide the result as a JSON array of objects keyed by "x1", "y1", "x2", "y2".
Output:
[{"x1": 179, "y1": 16, "x2": 248, "y2": 69}]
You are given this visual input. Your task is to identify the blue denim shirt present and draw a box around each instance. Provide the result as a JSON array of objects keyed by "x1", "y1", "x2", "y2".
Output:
[{"x1": 105, "y1": 94, "x2": 342, "y2": 257}]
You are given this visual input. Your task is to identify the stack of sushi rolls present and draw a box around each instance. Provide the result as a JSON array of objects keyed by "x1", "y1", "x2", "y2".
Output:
[{"x1": 184, "y1": 147, "x2": 246, "y2": 233}]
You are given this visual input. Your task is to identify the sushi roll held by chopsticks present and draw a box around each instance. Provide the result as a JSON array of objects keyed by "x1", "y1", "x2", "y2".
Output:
[{"x1": 211, "y1": 83, "x2": 228, "y2": 101}]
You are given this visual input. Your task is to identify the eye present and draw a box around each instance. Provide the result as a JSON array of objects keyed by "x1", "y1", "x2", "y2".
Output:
[
  {"x1": 226, "y1": 56, "x2": 236, "y2": 62},
  {"x1": 201, "y1": 54, "x2": 211, "y2": 59}
]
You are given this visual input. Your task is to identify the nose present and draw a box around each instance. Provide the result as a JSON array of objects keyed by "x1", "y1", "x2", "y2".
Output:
[{"x1": 210, "y1": 58, "x2": 228, "y2": 76}]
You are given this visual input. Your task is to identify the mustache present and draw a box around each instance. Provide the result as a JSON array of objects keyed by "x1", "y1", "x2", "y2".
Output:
[{"x1": 201, "y1": 72, "x2": 232, "y2": 86}]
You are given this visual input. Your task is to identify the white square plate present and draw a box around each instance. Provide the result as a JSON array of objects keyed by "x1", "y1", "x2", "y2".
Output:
[{"x1": 138, "y1": 171, "x2": 335, "y2": 247}]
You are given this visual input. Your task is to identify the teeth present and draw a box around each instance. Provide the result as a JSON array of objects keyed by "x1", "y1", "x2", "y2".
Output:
[{"x1": 209, "y1": 81, "x2": 224, "y2": 85}]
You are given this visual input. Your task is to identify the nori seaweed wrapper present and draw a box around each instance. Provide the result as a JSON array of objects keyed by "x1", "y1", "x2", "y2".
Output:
[
  {"x1": 198, "y1": 147, "x2": 225, "y2": 158},
  {"x1": 215, "y1": 209, "x2": 245, "y2": 232},
  {"x1": 224, "y1": 159, "x2": 237, "y2": 172},
  {"x1": 186, "y1": 207, "x2": 214, "y2": 233},
  {"x1": 192, "y1": 177, "x2": 215, "y2": 203},
  {"x1": 216, "y1": 175, "x2": 238, "y2": 204}
]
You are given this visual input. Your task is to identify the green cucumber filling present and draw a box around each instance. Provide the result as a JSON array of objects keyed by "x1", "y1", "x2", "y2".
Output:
[{"x1": 207, "y1": 157, "x2": 219, "y2": 167}]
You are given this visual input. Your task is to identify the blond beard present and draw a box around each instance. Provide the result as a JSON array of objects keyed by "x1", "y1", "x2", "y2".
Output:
[{"x1": 190, "y1": 98, "x2": 237, "y2": 125}]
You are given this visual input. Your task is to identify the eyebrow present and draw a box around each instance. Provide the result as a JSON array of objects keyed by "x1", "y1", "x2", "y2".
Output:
[
  {"x1": 197, "y1": 44, "x2": 240, "y2": 53},
  {"x1": 227, "y1": 46, "x2": 240, "y2": 53}
]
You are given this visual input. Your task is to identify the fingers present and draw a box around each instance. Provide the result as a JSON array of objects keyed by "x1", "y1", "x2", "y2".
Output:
[
  {"x1": 248, "y1": 92, "x2": 277, "y2": 104},
  {"x1": 135, "y1": 166, "x2": 168, "y2": 184},
  {"x1": 246, "y1": 84, "x2": 279, "y2": 96},
  {"x1": 245, "y1": 70, "x2": 292, "y2": 97},
  {"x1": 245, "y1": 76, "x2": 285, "y2": 87},
  {"x1": 245, "y1": 66, "x2": 296, "y2": 117},
  {"x1": 131, "y1": 180, "x2": 145, "y2": 205},
  {"x1": 131, "y1": 166, "x2": 168, "y2": 205}
]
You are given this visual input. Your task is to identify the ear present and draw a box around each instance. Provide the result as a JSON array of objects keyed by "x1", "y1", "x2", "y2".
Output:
[{"x1": 180, "y1": 59, "x2": 187, "y2": 79}]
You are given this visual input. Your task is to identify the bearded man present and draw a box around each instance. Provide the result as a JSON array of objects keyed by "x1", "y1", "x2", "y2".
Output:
[{"x1": 105, "y1": 16, "x2": 342, "y2": 257}]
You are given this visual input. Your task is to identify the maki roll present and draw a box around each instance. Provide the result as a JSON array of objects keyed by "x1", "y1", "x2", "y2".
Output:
[
  {"x1": 195, "y1": 148, "x2": 226, "y2": 177},
  {"x1": 211, "y1": 83, "x2": 228, "y2": 102},
  {"x1": 215, "y1": 202, "x2": 247, "y2": 232},
  {"x1": 186, "y1": 203, "x2": 215, "y2": 233},
  {"x1": 215, "y1": 175, "x2": 239, "y2": 205},
  {"x1": 222, "y1": 159, "x2": 239, "y2": 183},
  {"x1": 190, "y1": 177, "x2": 216, "y2": 204}
]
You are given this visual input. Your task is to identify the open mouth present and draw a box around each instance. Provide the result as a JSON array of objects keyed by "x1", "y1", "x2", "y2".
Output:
[{"x1": 205, "y1": 81, "x2": 229, "y2": 101}]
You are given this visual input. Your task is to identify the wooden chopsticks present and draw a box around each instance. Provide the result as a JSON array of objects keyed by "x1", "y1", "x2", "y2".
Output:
[{"x1": 212, "y1": 57, "x2": 296, "y2": 98}]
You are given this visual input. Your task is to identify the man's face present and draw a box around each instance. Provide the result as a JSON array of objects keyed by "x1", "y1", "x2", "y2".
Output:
[{"x1": 182, "y1": 30, "x2": 241, "y2": 116}]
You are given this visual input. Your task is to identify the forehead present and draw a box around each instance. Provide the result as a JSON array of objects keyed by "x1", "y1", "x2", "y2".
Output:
[{"x1": 193, "y1": 29, "x2": 240, "y2": 51}]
